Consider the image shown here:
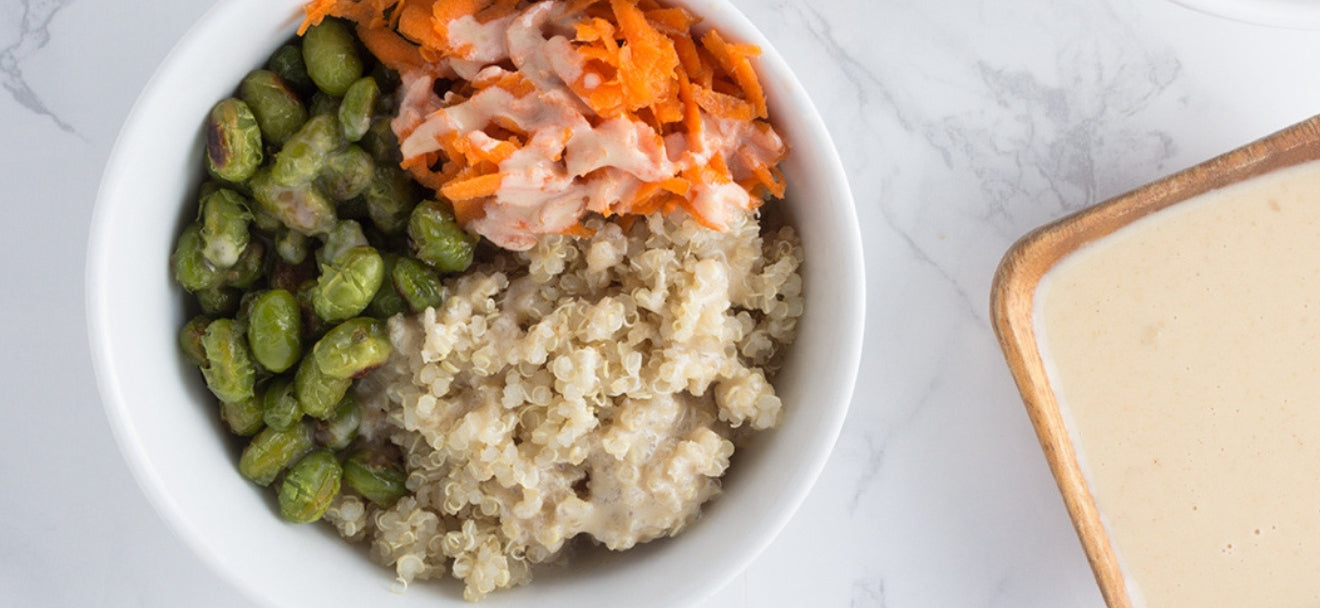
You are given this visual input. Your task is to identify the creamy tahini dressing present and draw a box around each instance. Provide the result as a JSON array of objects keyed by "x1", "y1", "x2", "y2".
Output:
[{"x1": 1035, "y1": 159, "x2": 1320, "y2": 608}]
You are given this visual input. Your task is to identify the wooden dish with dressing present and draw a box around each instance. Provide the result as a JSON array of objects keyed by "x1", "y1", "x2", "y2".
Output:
[{"x1": 991, "y1": 114, "x2": 1320, "y2": 608}]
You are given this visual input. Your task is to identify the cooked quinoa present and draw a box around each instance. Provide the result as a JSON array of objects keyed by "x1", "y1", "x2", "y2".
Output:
[{"x1": 328, "y1": 210, "x2": 804, "y2": 601}]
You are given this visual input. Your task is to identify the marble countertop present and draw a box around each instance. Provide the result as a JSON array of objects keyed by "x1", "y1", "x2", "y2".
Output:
[{"x1": 6, "y1": 0, "x2": 1320, "y2": 605}]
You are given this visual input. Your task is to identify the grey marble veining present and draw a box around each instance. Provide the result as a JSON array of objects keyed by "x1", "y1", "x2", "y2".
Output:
[{"x1": 2, "y1": 0, "x2": 77, "y2": 134}]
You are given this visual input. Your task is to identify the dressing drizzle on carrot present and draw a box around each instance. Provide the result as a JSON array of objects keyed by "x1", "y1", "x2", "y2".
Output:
[{"x1": 300, "y1": 0, "x2": 788, "y2": 250}]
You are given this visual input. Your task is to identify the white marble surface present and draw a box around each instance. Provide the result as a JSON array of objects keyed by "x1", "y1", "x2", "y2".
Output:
[{"x1": 6, "y1": 0, "x2": 1320, "y2": 605}]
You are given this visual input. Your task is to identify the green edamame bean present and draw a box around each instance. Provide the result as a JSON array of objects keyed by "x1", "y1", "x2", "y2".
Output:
[
  {"x1": 312, "y1": 246, "x2": 384, "y2": 322},
  {"x1": 365, "y1": 253, "x2": 408, "y2": 319},
  {"x1": 312, "y1": 393, "x2": 360, "y2": 450},
  {"x1": 221, "y1": 239, "x2": 266, "y2": 290},
  {"x1": 221, "y1": 396, "x2": 265, "y2": 437},
  {"x1": 308, "y1": 91, "x2": 340, "y2": 117},
  {"x1": 172, "y1": 224, "x2": 224, "y2": 292},
  {"x1": 359, "y1": 116, "x2": 401, "y2": 166},
  {"x1": 179, "y1": 315, "x2": 212, "y2": 367},
  {"x1": 392, "y1": 257, "x2": 444, "y2": 313},
  {"x1": 240, "y1": 70, "x2": 308, "y2": 146},
  {"x1": 199, "y1": 318, "x2": 257, "y2": 403},
  {"x1": 238, "y1": 422, "x2": 313, "y2": 486},
  {"x1": 267, "y1": 44, "x2": 315, "y2": 95},
  {"x1": 244, "y1": 192, "x2": 284, "y2": 232},
  {"x1": 408, "y1": 200, "x2": 477, "y2": 273},
  {"x1": 363, "y1": 164, "x2": 417, "y2": 235},
  {"x1": 247, "y1": 289, "x2": 303, "y2": 373},
  {"x1": 302, "y1": 19, "x2": 363, "y2": 97},
  {"x1": 261, "y1": 376, "x2": 303, "y2": 432},
  {"x1": 296, "y1": 279, "x2": 332, "y2": 340},
  {"x1": 198, "y1": 188, "x2": 252, "y2": 269},
  {"x1": 294, "y1": 355, "x2": 351, "y2": 419},
  {"x1": 319, "y1": 220, "x2": 368, "y2": 267},
  {"x1": 312, "y1": 317, "x2": 392, "y2": 379},
  {"x1": 337, "y1": 76, "x2": 378, "y2": 142},
  {"x1": 195, "y1": 286, "x2": 241, "y2": 317},
  {"x1": 278, "y1": 449, "x2": 342, "y2": 523},
  {"x1": 343, "y1": 449, "x2": 407, "y2": 507},
  {"x1": 205, "y1": 98, "x2": 263, "y2": 183},
  {"x1": 275, "y1": 228, "x2": 310, "y2": 264},
  {"x1": 250, "y1": 167, "x2": 338, "y2": 236},
  {"x1": 320, "y1": 145, "x2": 374, "y2": 201},
  {"x1": 271, "y1": 114, "x2": 345, "y2": 187},
  {"x1": 368, "y1": 62, "x2": 401, "y2": 100}
]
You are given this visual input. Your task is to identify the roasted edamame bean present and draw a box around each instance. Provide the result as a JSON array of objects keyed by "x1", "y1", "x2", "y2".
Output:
[
  {"x1": 363, "y1": 164, "x2": 416, "y2": 235},
  {"x1": 365, "y1": 253, "x2": 408, "y2": 319},
  {"x1": 338, "y1": 76, "x2": 378, "y2": 142},
  {"x1": 318, "y1": 220, "x2": 368, "y2": 266},
  {"x1": 308, "y1": 91, "x2": 341, "y2": 117},
  {"x1": 312, "y1": 317, "x2": 392, "y2": 379},
  {"x1": 199, "y1": 318, "x2": 257, "y2": 403},
  {"x1": 312, "y1": 246, "x2": 384, "y2": 322},
  {"x1": 294, "y1": 355, "x2": 352, "y2": 419},
  {"x1": 320, "y1": 145, "x2": 374, "y2": 201},
  {"x1": 359, "y1": 116, "x2": 401, "y2": 165},
  {"x1": 343, "y1": 449, "x2": 407, "y2": 507},
  {"x1": 172, "y1": 224, "x2": 224, "y2": 293},
  {"x1": 312, "y1": 394, "x2": 360, "y2": 450},
  {"x1": 195, "y1": 286, "x2": 241, "y2": 317},
  {"x1": 278, "y1": 449, "x2": 342, "y2": 523},
  {"x1": 275, "y1": 228, "x2": 310, "y2": 264},
  {"x1": 392, "y1": 257, "x2": 444, "y2": 313},
  {"x1": 271, "y1": 114, "x2": 345, "y2": 187},
  {"x1": 205, "y1": 98, "x2": 263, "y2": 183},
  {"x1": 221, "y1": 239, "x2": 266, "y2": 290},
  {"x1": 240, "y1": 69, "x2": 308, "y2": 146},
  {"x1": 221, "y1": 396, "x2": 265, "y2": 437},
  {"x1": 250, "y1": 167, "x2": 339, "y2": 236},
  {"x1": 247, "y1": 289, "x2": 303, "y2": 373},
  {"x1": 198, "y1": 188, "x2": 252, "y2": 269},
  {"x1": 261, "y1": 376, "x2": 303, "y2": 432},
  {"x1": 239, "y1": 422, "x2": 314, "y2": 486},
  {"x1": 179, "y1": 315, "x2": 212, "y2": 367},
  {"x1": 266, "y1": 44, "x2": 315, "y2": 95},
  {"x1": 409, "y1": 200, "x2": 477, "y2": 273},
  {"x1": 302, "y1": 19, "x2": 363, "y2": 97}
]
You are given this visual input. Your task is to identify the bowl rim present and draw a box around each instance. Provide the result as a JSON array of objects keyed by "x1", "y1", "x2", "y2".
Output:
[
  {"x1": 1167, "y1": 0, "x2": 1320, "y2": 29},
  {"x1": 86, "y1": 0, "x2": 865, "y2": 606}
]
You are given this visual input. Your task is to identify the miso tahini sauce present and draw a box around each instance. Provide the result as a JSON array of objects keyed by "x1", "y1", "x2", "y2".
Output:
[{"x1": 1036, "y1": 160, "x2": 1320, "y2": 608}]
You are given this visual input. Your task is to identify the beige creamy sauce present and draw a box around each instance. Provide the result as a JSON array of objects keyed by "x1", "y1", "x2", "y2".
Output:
[{"x1": 1036, "y1": 159, "x2": 1320, "y2": 608}]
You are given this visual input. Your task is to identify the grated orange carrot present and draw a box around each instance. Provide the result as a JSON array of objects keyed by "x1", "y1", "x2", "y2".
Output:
[
  {"x1": 355, "y1": 23, "x2": 428, "y2": 72},
  {"x1": 441, "y1": 172, "x2": 503, "y2": 200},
  {"x1": 691, "y1": 84, "x2": 754, "y2": 121},
  {"x1": 305, "y1": 0, "x2": 787, "y2": 246}
]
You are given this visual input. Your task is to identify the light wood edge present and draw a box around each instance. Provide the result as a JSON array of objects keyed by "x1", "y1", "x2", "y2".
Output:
[{"x1": 989, "y1": 113, "x2": 1320, "y2": 608}]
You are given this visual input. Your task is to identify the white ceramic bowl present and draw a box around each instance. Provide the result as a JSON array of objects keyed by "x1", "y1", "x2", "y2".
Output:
[
  {"x1": 1168, "y1": 0, "x2": 1320, "y2": 29},
  {"x1": 86, "y1": 1, "x2": 864, "y2": 606}
]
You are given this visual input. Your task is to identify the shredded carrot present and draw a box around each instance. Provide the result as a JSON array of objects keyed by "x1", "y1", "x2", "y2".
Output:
[
  {"x1": 304, "y1": 0, "x2": 786, "y2": 247},
  {"x1": 397, "y1": 0, "x2": 445, "y2": 48},
  {"x1": 451, "y1": 197, "x2": 486, "y2": 225},
  {"x1": 610, "y1": 0, "x2": 679, "y2": 113},
  {"x1": 355, "y1": 23, "x2": 428, "y2": 72},
  {"x1": 475, "y1": 0, "x2": 520, "y2": 22},
  {"x1": 559, "y1": 223, "x2": 597, "y2": 238},
  {"x1": 691, "y1": 84, "x2": 754, "y2": 120},
  {"x1": 441, "y1": 172, "x2": 503, "y2": 200}
]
